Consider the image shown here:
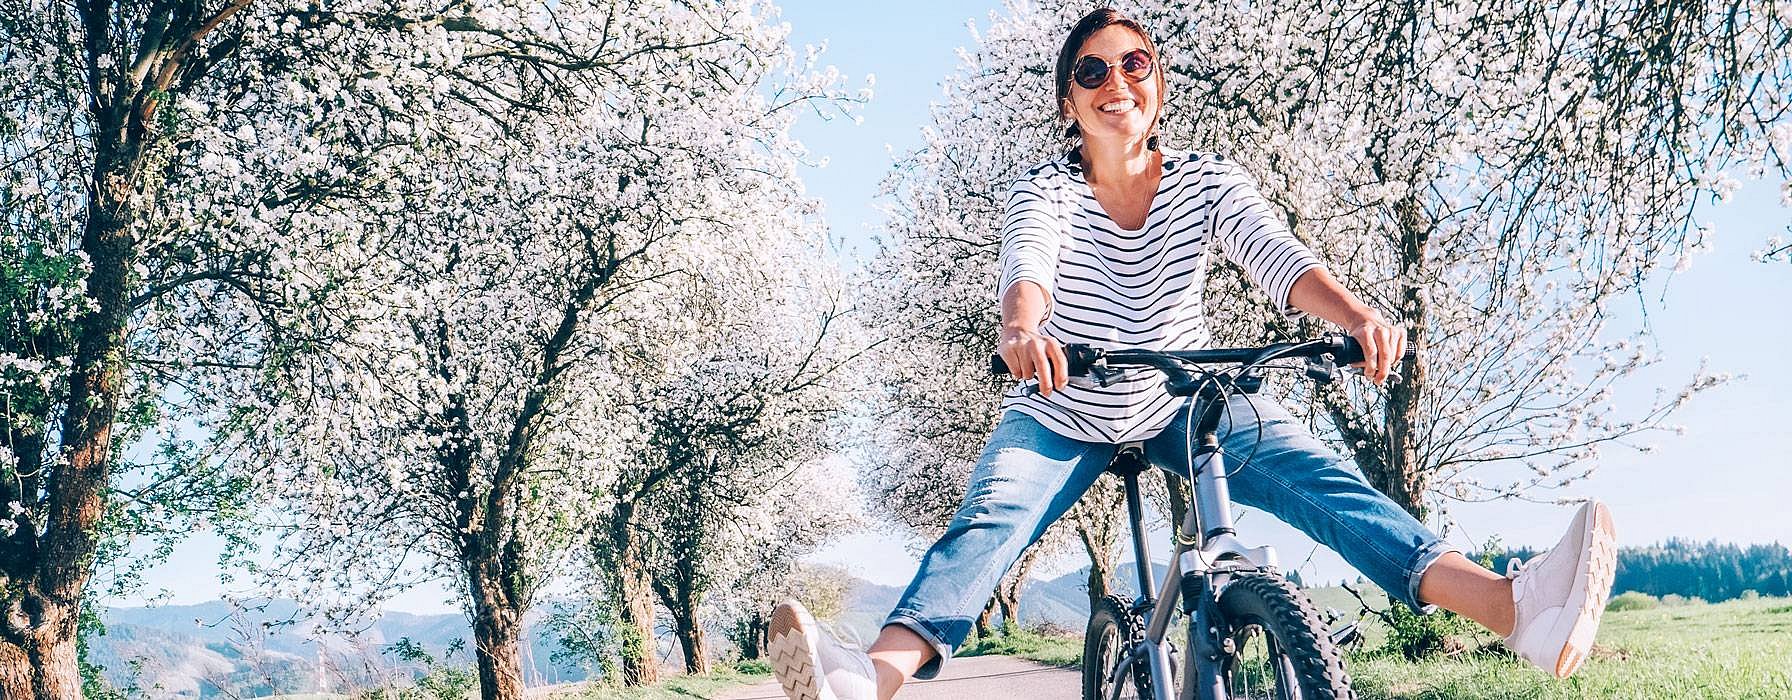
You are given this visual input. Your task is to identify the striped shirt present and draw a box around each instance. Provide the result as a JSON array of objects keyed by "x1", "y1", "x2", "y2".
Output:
[{"x1": 997, "y1": 148, "x2": 1325, "y2": 443}]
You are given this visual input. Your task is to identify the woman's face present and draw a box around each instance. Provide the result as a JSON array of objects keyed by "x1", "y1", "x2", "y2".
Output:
[{"x1": 1063, "y1": 25, "x2": 1161, "y2": 145}]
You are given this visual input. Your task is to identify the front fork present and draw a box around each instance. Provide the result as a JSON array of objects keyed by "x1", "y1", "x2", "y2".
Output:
[{"x1": 1180, "y1": 573, "x2": 1229, "y2": 700}]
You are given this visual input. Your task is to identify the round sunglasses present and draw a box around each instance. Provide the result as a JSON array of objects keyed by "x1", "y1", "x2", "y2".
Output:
[{"x1": 1073, "y1": 48, "x2": 1154, "y2": 90}]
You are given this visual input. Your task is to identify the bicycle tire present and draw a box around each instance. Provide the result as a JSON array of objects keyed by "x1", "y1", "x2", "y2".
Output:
[
  {"x1": 1210, "y1": 573, "x2": 1353, "y2": 699},
  {"x1": 1083, "y1": 595, "x2": 1152, "y2": 700}
]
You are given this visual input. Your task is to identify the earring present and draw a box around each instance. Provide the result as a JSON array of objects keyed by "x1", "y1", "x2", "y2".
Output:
[{"x1": 1147, "y1": 134, "x2": 1159, "y2": 151}]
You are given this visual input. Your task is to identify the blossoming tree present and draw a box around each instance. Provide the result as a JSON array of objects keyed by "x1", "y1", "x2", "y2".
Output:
[{"x1": 2, "y1": 0, "x2": 862, "y2": 696}]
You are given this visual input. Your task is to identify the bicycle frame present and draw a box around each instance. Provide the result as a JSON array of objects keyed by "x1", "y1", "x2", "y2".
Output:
[
  {"x1": 1106, "y1": 381, "x2": 1280, "y2": 700},
  {"x1": 992, "y1": 333, "x2": 1385, "y2": 700}
]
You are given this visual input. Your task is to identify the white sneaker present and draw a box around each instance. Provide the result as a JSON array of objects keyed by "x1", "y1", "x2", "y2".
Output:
[
  {"x1": 1502, "y1": 500, "x2": 1618, "y2": 678},
  {"x1": 768, "y1": 600, "x2": 878, "y2": 700}
]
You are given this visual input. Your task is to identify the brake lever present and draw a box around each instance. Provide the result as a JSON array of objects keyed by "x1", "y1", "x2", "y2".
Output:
[
  {"x1": 1341, "y1": 366, "x2": 1403, "y2": 385},
  {"x1": 1089, "y1": 363, "x2": 1124, "y2": 388}
]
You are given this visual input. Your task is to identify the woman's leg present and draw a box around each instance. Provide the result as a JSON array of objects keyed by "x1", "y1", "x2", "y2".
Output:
[
  {"x1": 1417, "y1": 552, "x2": 1516, "y2": 635},
  {"x1": 1141, "y1": 395, "x2": 1461, "y2": 613},
  {"x1": 874, "y1": 410, "x2": 1115, "y2": 688}
]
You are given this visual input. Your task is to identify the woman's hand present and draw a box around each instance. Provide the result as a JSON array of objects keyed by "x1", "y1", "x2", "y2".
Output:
[
  {"x1": 998, "y1": 325, "x2": 1070, "y2": 396},
  {"x1": 1348, "y1": 314, "x2": 1406, "y2": 385}
]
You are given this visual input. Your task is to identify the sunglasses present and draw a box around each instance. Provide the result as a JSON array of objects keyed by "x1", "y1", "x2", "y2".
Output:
[{"x1": 1073, "y1": 49, "x2": 1154, "y2": 90}]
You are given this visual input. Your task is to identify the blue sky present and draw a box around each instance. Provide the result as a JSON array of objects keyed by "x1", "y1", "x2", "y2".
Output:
[{"x1": 121, "y1": 0, "x2": 1792, "y2": 613}]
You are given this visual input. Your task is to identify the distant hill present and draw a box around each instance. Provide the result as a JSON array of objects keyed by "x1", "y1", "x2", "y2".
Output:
[
  {"x1": 91, "y1": 562, "x2": 1381, "y2": 698},
  {"x1": 87, "y1": 600, "x2": 588, "y2": 698}
]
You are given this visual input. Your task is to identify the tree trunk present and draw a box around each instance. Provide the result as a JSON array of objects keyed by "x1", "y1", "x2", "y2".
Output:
[
  {"x1": 994, "y1": 588, "x2": 1017, "y2": 630},
  {"x1": 613, "y1": 566, "x2": 659, "y2": 685},
  {"x1": 651, "y1": 513, "x2": 710, "y2": 676},
  {"x1": 1371, "y1": 197, "x2": 1434, "y2": 520},
  {"x1": 995, "y1": 546, "x2": 1039, "y2": 629},
  {"x1": 0, "y1": 108, "x2": 142, "y2": 698},
  {"x1": 1076, "y1": 517, "x2": 1115, "y2": 611},
  {"x1": 0, "y1": 603, "x2": 81, "y2": 700},
  {"x1": 469, "y1": 558, "x2": 526, "y2": 700},
  {"x1": 975, "y1": 597, "x2": 996, "y2": 639},
  {"x1": 1072, "y1": 483, "x2": 1123, "y2": 611},
  {"x1": 733, "y1": 612, "x2": 769, "y2": 660},
  {"x1": 668, "y1": 595, "x2": 709, "y2": 675},
  {"x1": 606, "y1": 505, "x2": 659, "y2": 686},
  {"x1": 1163, "y1": 471, "x2": 1190, "y2": 534}
]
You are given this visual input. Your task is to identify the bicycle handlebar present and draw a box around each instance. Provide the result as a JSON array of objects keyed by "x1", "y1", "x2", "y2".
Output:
[{"x1": 989, "y1": 334, "x2": 1417, "y2": 378}]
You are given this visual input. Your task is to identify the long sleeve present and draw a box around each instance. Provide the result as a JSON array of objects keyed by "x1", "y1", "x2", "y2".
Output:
[
  {"x1": 1206, "y1": 160, "x2": 1324, "y2": 320},
  {"x1": 995, "y1": 176, "x2": 1062, "y2": 305}
]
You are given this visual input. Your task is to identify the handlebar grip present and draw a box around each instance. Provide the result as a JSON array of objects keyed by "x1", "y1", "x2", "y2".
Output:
[
  {"x1": 991, "y1": 344, "x2": 1102, "y2": 378},
  {"x1": 1333, "y1": 335, "x2": 1420, "y2": 365}
]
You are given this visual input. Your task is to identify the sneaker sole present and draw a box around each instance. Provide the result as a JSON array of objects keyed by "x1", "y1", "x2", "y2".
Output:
[
  {"x1": 1552, "y1": 502, "x2": 1617, "y2": 678},
  {"x1": 769, "y1": 603, "x2": 829, "y2": 700}
]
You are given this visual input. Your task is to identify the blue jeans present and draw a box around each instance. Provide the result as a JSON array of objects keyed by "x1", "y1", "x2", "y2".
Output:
[{"x1": 883, "y1": 397, "x2": 1457, "y2": 679}]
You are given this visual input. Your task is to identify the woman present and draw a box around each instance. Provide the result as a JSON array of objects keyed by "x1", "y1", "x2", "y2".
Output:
[{"x1": 769, "y1": 9, "x2": 1616, "y2": 700}]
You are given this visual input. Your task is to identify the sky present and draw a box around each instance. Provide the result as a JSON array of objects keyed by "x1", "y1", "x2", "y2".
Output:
[{"x1": 119, "y1": 0, "x2": 1792, "y2": 614}]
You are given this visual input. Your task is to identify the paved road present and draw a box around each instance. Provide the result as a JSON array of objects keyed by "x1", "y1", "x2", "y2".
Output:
[{"x1": 716, "y1": 655, "x2": 1080, "y2": 700}]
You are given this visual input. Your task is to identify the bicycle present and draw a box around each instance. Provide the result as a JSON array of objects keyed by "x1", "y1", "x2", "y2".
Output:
[{"x1": 993, "y1": 334, "x2": 1405, "y2": 700}]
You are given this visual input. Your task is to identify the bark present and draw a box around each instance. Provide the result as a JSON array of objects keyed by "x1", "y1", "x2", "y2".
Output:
[
  {"x1": 1075, "y1": 517, "x2": 1115, "y2": 612},
  {"x1": 1366, "y1": 196, "x2": 1433, "y2": 521},
  {"x1": 732, "y1": 612, "x2": 769, "y2": 660},
  {"x1": 670, "y1": 609, "x2": 709, "y2": 675},
  {"x1": 655, "y1": 561, "x2": 709, "y2": 675},
  {"x1": 1163, "y1": 472, "x2": 1190, "y2": 542},
  {"x1": 468, "y1": 555, "x2": 526, "y2": 700},
  {"x1": 995, "y1": 546, "x2": 1039, "y2": 629},
  {"x1": 974, "y1": 597, "x2": 996, "y2": 638},
  {"x1": 0, "y1": 39, "x2": 144, "y2": 693},
  {"x1": 605, "y1": 502, "x2": 660, "y2": 686},
  {"x1": 993, "y1": 587, "x2": 1017, "y2": 630}
]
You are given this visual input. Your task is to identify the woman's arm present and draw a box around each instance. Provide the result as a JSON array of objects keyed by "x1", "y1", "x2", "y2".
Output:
[
  {"x1": 1287, "y1": 268, "x2": 1406, "y2": 385},
  {"x1": 994, "y1": 173, "x2": 1069, "y2": 396},
  {"x1": 998, "y1": 281, "x2": 1070, "y2": 396}
]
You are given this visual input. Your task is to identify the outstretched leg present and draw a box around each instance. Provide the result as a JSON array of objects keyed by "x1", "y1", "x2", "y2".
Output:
[
  {"x1": 770, "y1": 410, "x2": 1113, "y2": 700},
  {"x1": 1143, "y1": 395, "x2": 1616, "y2": 678}
]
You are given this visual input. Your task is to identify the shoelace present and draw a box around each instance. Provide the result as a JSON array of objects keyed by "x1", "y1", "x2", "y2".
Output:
[{"x1": 1506, "y1": 549, "x2": 1554, "y2": 580}]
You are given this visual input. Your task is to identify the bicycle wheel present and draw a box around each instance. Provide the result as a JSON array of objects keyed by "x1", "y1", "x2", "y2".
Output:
[
  {"x1": 1083, "y1": 595, "x2": 1152, "y2": 700},
  {"x1": 1212, "y1": 573, "x2": 1352, "y2": 699}
]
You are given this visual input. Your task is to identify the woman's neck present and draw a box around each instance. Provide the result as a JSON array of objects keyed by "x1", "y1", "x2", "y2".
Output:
[{"x1": 1079, "y1": 134, "x2": 1157, "y2": 185}]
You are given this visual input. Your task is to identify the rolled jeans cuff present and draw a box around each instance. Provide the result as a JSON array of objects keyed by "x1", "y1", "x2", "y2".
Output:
[
  {"x1": 881, "y1": 610, "x2": 954, "y2": 680},
  {"x1": 1403, "y1": 539, "x2": 1462, "y2": 614}
]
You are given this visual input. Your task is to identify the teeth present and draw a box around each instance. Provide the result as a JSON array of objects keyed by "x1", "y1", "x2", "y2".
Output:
[{"x1": 1100, "y1": 100, "x2": 1135, "y2": 113}]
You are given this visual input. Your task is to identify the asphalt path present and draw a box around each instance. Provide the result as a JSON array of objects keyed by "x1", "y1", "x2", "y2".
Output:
[{"x1": 716, "y1": 655, "x2": 1081, "y2": 700}]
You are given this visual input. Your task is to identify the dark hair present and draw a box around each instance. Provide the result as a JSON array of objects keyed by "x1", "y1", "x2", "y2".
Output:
[{"x1": 1054, "y1": 8, "x2": 1165, "y2": 146}]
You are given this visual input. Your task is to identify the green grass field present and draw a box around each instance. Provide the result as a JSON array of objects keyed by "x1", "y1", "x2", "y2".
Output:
[
  {"x1": 1348, "y1": 595, "x2": 1792, "y2": 699},
  {"x1": 966, "y1": 593, "x2": 1792, "y2": 699}
]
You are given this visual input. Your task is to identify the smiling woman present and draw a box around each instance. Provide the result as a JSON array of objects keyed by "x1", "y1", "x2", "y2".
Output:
[
  {"x1": 766, "y1": 5, "x2": 1621, "y2": 700},
  {"x1": 1054, "y1": 9, "x2": 1167, "y2": 159}
]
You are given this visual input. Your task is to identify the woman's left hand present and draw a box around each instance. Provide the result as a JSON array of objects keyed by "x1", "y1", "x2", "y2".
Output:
[{"x1": 1348, "y1": 314, "x2": 1406, "y2": 385}]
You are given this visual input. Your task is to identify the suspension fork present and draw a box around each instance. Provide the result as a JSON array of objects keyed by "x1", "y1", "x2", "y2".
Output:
[{"x1": 1180, "y1": 387, "x2": 1240, "y2": 700}]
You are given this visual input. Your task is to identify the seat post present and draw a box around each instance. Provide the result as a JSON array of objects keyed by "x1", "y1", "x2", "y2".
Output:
[{"x1": 1122, "y1": 467, "x2": 1156, "y2": 606}]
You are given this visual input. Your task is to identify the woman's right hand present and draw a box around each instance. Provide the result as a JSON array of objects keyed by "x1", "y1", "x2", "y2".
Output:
[{"x1": 998, "y1": 325, "x2": 1070, "y2": 396}]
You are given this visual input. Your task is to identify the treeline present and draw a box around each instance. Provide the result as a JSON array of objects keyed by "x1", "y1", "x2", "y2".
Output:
[{"x1": 1498, "y1": 539, "x2": 1792, "y2": 603}]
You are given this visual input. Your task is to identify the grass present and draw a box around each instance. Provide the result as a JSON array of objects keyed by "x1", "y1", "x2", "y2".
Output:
[
  {"x1": 531, "y1": 663, "x2": 771, "y2": 699},
  {"x1": 1347, "y1": 595, "x2": 1792, "y2": 699},
  {"x1": 956, "y1": 624, "x2": 1084, "y2": 667},
  {"x1": 971, "y1": 593, "x2": 1792, "y2": 699}
]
